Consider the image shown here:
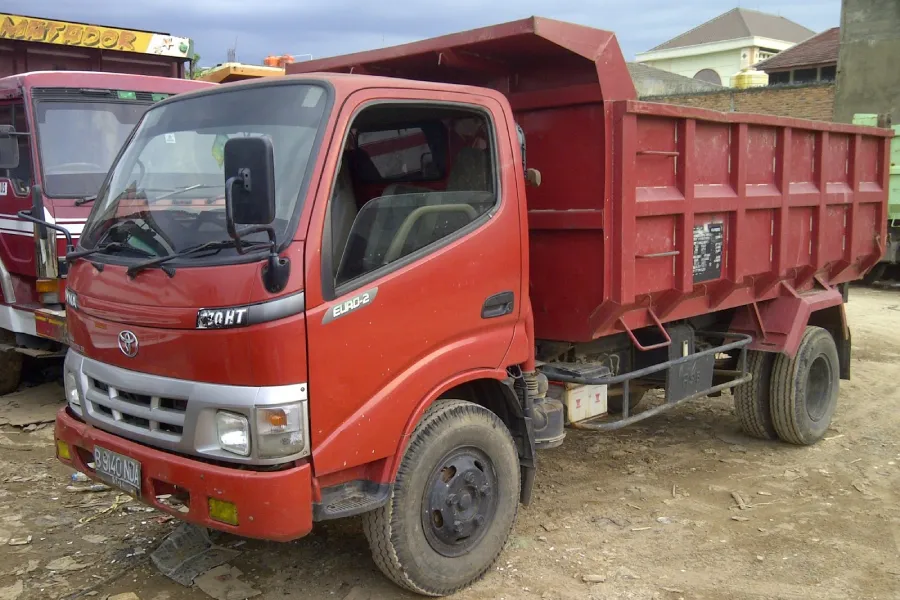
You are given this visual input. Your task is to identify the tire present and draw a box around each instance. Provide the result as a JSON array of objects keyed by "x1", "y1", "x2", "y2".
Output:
[
  {"x1": 733, "y1": 351, "x2": 777, "y2": 440},
  {"x1": 0, "y1": 330, "x2": 23, "y2": 396},
  {"x1": 770, "y1": 326, "x2": 840, "y2": 446},
  {"x1": 607, "y1": 390, "x2": 645, "y2": 415},
  {"x1": 362, "y1": 399, "x2": 520, "y2": 596},
  {"x1": 862, "y1": 263, "x2": 886, "y2": 285}
]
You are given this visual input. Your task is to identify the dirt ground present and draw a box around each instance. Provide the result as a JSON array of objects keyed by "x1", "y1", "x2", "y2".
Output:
[{"x1": 0, "y1": 286, "x2": 898, "y2": 600}]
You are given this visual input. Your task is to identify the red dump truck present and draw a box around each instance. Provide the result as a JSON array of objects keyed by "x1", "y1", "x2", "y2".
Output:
[
  {"x1": 52, "y1": 18, "x2": 890, "y2": 596},
  {"x1": 0, "y1": 12, "x2": 212, "y2": 392}
]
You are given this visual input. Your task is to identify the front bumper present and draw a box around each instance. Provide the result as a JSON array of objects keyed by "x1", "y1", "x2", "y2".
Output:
[{"x1": 56, "y1": 408, "x2": 314, "y2": 541}]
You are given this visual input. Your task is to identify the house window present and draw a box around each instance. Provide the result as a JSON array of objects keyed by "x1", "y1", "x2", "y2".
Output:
[
  {"x1": 820, "y1": 65, "x2": 837, "y2": 81},
  {"x1": 793, "y1": 68, "x2": 819, "y2": 83},
  {"x1": 694, "y1": 69, "x2": 721, "y2": 85},
  {"x1": 768, "y1": 71, "x2": 791, "y2": 85}
]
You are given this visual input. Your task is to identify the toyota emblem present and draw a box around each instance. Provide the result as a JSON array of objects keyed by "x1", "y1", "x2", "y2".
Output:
[{"x1": 118, "y1": 330, "x2": 139, "y2": 358}]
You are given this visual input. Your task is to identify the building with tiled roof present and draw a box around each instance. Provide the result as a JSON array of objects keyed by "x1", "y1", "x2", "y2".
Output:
[
  {"x1": 635, "y1": 8, "x2": 816, "y2": 87},
  {"x1": 756, "y1": 27, "x2": 840, "y2": 85}
]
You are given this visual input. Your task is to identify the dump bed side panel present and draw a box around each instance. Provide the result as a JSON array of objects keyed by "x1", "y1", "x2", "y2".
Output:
[{"x1": 530, "y1": 100, "x2": 890, "y2": 343}]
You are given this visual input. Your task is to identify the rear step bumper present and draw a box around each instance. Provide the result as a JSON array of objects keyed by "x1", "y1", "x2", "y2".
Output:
[{"x1": 55, "y1": 408, "x2": 314, "y2": 542}]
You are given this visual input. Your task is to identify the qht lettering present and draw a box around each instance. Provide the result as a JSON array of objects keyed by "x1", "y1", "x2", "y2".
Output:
[{"x1": 198, "y1": 308, "x2": 248, "y2": 329}]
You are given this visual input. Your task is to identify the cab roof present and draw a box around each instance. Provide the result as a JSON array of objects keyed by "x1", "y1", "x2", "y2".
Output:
[{"x1": 0, "y1": 71, "x2": 214, "y2": 95}]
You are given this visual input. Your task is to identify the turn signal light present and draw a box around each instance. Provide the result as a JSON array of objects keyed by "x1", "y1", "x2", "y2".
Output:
[
  {"x1": 208, "y1": 498, "x2": 239, "y2": 526},
  {"x1": 36, "y1": 279, "x2": 57, "y2": 293},
  {"x1": 264, "y1": 409, "x2": 288, "y2": 428},
  {"x1": 56, "y1": 440, "x2": 72, "y2": 461}
]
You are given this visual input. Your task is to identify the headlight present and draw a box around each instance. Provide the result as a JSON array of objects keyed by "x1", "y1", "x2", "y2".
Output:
[
  {"x1": 216, "y1": 411, "x2": 250, "y2": 456},
  {"x1": 256, "y1": 403, "x2": 308, "y2": 458},
  {"x1": 65, "y1": 289, "x2": 79, "y2": 311},
  {"x1": 64, "y1": 370, "x2": 82, "y2": 414}
]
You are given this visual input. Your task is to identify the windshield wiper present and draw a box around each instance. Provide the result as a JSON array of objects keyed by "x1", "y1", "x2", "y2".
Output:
[
  {"x1": 125, "y1": 239, "x2": 271, "y2": 279},
  {"x1": 153, "y1": 184, "x2": 222, "y2": 202},
  {"x1": 74, "y1": 195, "x2": 97, "y2": 207},
  {"x1": 66, "y1": 241, "x2": 154, "y2": 262}
]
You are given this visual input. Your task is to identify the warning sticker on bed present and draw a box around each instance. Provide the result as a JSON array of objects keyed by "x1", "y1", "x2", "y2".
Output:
[{"x1": 693, "y1": 222, "x2": 724, "y2": 283}]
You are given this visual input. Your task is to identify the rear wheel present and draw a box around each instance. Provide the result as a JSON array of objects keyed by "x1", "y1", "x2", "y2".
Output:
[
  {"x1": 862, "y1": 263, "x2": 887, "y2": 285},
  {"x1": 733, "y1": 351, "x2": 777, "y2": 440},
  {"x1": 607, "y1": 386, "x2": 648, "y2": 415},
  {"x1": 770, "y1": 327, "x2": 839, "y2": 445},
  {"x1": 0, "y1": 330, "x2": 23, "y2": 396},
  {"x1": 363, "y1": 399, "x2": 520, "y2": 596}
]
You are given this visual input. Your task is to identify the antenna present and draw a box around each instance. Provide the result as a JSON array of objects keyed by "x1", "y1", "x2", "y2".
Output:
[{"x1": 227, "y1": 36, "x2": 238, "y2": 62}]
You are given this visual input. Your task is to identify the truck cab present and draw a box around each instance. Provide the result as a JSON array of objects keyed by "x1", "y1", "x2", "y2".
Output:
[{"x1": 0, "y1": 72, "x2": 213, "y2": 392}]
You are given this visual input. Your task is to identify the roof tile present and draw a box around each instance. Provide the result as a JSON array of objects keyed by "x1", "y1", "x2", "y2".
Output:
[
  {"x1": 651, "y1": 8, "x2": 815, "y2": 52},
  {"x1": 756, "y1": 27, "x2": 840, "y2": 71}
]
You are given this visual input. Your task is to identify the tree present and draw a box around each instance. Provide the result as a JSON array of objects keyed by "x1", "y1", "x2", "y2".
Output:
[{"x1": 189, "y1": 53, "x2": 202, "y2": 79}]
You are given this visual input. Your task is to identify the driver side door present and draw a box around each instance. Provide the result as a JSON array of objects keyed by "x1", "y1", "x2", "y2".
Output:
[{"x1": 304, "y1": 88, "x2": 524, "y2": 477}]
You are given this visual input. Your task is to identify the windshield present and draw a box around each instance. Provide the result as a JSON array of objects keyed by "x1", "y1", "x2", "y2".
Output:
[
  {"x1": 80, "y1": 83, "x2": 328, "y2": 260},
  {"x1": 35, "y1": 101, "x2": 150, "y2": 197}
]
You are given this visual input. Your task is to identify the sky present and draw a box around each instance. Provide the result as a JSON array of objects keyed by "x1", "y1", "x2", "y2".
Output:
[{"x1": 10, "y1": 0, "x2": 842, "y2": 66}]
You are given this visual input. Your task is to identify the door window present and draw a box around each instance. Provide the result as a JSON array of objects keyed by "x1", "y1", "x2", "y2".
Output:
[
  {"x1": 0, "y1": 103, "x2": 33, "y2": 194},
  {"x1": 326, "y1": 104, "x2": 498, "y2": 291}
]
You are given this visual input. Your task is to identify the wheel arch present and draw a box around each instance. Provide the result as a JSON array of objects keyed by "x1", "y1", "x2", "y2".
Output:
[
  {"x1": 386, "y1": 372, "x2": 529, "y2": 483},
  {"x1": 807, "y1": 304, "x2": 851, "y2": 380}
]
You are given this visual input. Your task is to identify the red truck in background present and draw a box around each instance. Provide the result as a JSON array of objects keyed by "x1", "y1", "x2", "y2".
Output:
[
  {"x1": 53, "y1": 18, "x2": 890, "y2": 596},
  {"x1": 0, "y1": 12, "x2": 213, "y2": 392}
]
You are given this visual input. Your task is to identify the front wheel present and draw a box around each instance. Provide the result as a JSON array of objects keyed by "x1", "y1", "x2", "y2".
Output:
[
  {"x1": 0, "y1": 330, "x2": 23, "y2": 395},
  {"x1": 770, "y1": 326, "x2": 840, "y2": 445},
  {"x1": 363, "y1": 399, "x2": 520, "y2": 596}
]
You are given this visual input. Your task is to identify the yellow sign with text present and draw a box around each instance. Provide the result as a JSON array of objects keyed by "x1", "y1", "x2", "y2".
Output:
[{"x1": 0, "y1": 13, "x2": 191, "y2": 58}]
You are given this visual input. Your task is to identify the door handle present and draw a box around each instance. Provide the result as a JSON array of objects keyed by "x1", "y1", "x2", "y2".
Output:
[{"x1": 481, "y1": 291, "x2": 514, "y2": 319}]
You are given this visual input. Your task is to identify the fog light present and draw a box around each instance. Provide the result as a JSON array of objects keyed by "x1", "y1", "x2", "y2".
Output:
[
  {"x1": 216, "y1": 411, "x2": 250, "y2": 456},
  {"x1": 208, "y1": 497, "x2": 238, "y2": 525},
  {"x1": 56, "y1": 440, "x2": 71, "y2": 461}
]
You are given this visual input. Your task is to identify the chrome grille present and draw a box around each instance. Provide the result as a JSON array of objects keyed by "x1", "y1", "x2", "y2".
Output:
[{"x1": 86, "y1": 377, "x2": 187, "y2": 440}]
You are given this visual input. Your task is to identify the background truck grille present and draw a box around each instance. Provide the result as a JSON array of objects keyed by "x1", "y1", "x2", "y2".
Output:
[{"x1": 86, "y1": 378, "x2": 187, "y2": 439}]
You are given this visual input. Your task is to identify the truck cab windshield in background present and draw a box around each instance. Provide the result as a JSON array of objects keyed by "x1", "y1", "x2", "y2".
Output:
[
  {"x1": 35, "y1": 97, "x2": 151, "y2": 199},
  {"x1": 79, "y1": 82, "x2": 329, "y2": 263}
]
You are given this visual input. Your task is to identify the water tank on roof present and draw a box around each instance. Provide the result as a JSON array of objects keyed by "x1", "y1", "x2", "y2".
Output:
[{"x1": 732, "y1": 68, "x2": 768, "y2": 89}]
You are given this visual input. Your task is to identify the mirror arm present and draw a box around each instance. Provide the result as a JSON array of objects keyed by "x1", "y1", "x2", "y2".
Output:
[
  {"x1": 17, "y1": 209, "x2": 76, "y2": 254},
  {"x1": 224, "y1": 176, "x2": 290, "y2": 294}
]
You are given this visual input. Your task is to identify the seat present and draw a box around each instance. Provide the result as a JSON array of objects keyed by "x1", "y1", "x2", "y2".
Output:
[
  {"x1": 335, "y1": 146, "x2": 494, "y2": 281},
  {"x1": 445, "y1": 146, "x2": 490, "y2": 192}
]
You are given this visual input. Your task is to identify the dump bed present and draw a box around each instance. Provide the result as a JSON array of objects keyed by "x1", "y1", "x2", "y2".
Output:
[{"x1": 289, "y1": 17, "x2": 892, "y2": 345}]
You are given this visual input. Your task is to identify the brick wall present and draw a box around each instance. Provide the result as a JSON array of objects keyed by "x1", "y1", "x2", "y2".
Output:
[{"x1": 647, "y1": 82, "x2": 835, "y2": 122}]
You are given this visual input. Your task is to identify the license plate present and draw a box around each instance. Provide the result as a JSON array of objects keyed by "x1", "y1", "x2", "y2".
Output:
[{"x1": 94, "y1": 446, "x2": 141, "y2": 496}]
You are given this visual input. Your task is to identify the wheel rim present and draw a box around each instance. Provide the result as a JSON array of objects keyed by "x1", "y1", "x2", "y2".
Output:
[
  {"x1": 421, "y1": 446, "x2": 498, "y2": 558},
  {"x1": 805, "y1": 355, "x2": 833, "y2": 422}
]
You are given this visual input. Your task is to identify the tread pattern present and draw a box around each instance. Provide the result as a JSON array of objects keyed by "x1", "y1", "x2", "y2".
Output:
[
  {"x1": 770, "y1": 326, "x2": 836, "y2": 445},
  {"x1": 733, "y1": 351, "x2": 777, "y2": 440},
  {"x1": 0, "y1": 330, "x2": 23, "y2": 396},
  {"x1": 362, "y1": 399, "x2": 520, "y2": 596}
]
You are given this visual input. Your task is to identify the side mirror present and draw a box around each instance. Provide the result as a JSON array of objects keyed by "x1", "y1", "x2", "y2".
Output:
[
  {"x1": 0, "y1": 125, "x2": 20, "y2": 170},
  {"x1": 224, "y1": 136, "x2": 276, "y2": 226}
]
